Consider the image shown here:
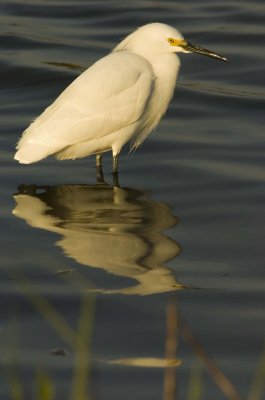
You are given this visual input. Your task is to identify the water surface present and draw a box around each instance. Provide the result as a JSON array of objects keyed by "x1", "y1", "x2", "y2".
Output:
[{"x1": 0, "y1": 0, "x2": 265, "y2": 399}]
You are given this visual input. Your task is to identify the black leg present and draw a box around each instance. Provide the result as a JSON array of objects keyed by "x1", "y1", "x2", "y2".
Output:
[
  {"x1": 96, "y1": 153, "x2": 102, "y2": 167},
  {"x1": 112, "y1": 153, "x2": 120, "y2": 187},
  {"x1": 95, "y1": 154, "x2": 106, "y2": 184},
  {"x1": 113, "y1": 173, "x2": 120, "y2": 187},
  {"x1": 112, "y1": 153, "x2": 119, "y2": 174},
  {"x1": 96, "y1": 164, "x2": 106, "y2": 184}
]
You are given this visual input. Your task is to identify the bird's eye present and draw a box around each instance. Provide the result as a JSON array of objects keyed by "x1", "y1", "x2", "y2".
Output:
[{"x1": 168, "y1": 38, "x2": 174, "y2": 44}]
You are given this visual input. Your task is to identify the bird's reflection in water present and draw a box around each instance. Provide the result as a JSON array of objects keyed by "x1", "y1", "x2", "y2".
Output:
[{"x1": 13, "y1": 174, "x2": 185, "y2": 295}]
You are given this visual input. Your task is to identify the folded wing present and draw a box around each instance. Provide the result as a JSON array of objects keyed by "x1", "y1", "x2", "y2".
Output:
[{"x1": 15, "y1": 51, "x2": 155, "y2": 163}]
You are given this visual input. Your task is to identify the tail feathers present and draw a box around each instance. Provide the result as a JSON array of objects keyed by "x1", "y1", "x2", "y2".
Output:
[{"x1": 14, "y1": 141, "x2": 53, "y2": 164}]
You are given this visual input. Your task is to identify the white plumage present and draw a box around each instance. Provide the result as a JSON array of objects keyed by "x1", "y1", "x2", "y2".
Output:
[{"x1": 14, "y1": 22, "x2": 227, "y2": 173}]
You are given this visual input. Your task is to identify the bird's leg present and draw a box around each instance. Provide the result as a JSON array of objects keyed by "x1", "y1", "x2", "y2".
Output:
[
  {"x1": 112, "y1": 153, "x2": 119, "y2": 174},
  {"x1": 96, "y1": 164, "x2": 105, "y2": 184},
  {"x1": 96, "y1": 153, "x2": 102, "y2": 167},
  {"x1": 112, "y1": 153, "x2": 120, "y2": 187},
  {"x1": 95, "y1": 153, "x2": 105, "y2": 184},
  {"x1": 113, "y1": 172, "x2": 120, "y2": 187}
]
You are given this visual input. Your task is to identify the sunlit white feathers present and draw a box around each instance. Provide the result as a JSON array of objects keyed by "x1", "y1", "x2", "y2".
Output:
[{"x1": 14, "y1": 22, "x2": 227, "y2": 172}]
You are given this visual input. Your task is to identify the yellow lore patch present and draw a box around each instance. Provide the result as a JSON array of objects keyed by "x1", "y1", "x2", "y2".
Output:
[{"x1": 167, "y1": 38, "x2": 186, "y2": 46}]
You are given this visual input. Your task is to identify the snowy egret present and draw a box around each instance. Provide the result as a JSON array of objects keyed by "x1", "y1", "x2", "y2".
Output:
[{"x1": 14, "y1": 23, "x2": 228, "y2": 173}]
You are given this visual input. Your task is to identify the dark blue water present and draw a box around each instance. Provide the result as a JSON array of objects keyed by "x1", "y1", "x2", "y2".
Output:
[{"x1": 0, "y1": 1, "x2": 264, "y2": 399}]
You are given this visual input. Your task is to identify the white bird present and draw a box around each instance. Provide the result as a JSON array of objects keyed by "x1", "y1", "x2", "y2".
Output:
[{"x1": 14, "y1": 22, "x2": 227, "y2": 173}]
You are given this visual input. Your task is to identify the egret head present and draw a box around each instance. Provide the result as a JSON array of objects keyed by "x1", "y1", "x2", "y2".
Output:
[{"x1": 114, "y1": 23, "x2": 228, "y2": 62}]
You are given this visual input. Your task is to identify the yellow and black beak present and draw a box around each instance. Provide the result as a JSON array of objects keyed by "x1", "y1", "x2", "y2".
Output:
[{"x1": 181, "y1": 40, "x2": 228, "y2": 62}]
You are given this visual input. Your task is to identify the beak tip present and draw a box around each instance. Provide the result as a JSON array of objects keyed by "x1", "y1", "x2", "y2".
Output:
[{"x1": 212, "y1": 54, "x2": 229, "y2": 63}]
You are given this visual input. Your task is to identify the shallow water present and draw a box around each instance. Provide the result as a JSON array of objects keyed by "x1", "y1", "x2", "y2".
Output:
[{"x1": 0, "y1": 0, "x2": 265, "y2": 399}]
